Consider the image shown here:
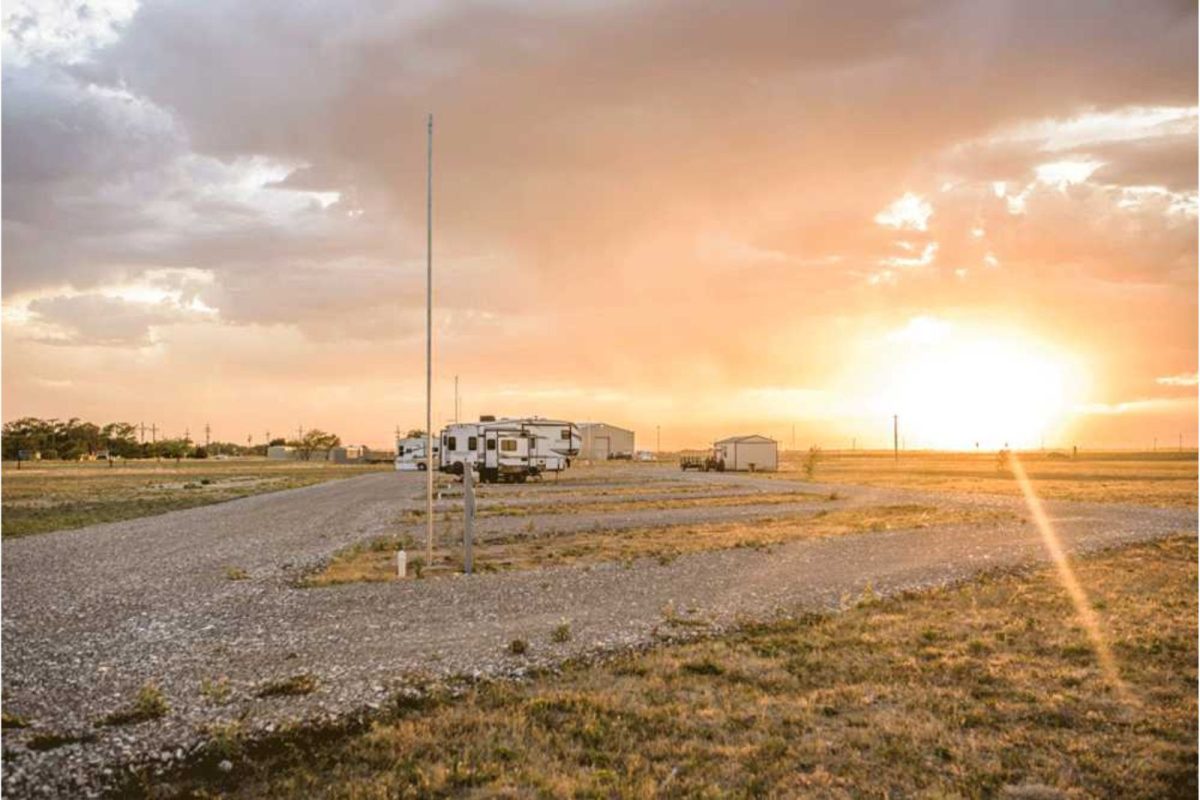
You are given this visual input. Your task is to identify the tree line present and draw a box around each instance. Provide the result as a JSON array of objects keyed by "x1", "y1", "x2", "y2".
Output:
[{"x1": 1, "y1": 417, "x2": 341, "y2": 462}]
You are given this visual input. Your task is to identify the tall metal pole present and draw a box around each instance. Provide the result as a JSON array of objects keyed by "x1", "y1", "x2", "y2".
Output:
[
  {"x1": 425, "y1": 113, "x2": 435, "y2": 568},
  {"x1": 893, "y1": 415, "x2": 898, "y2": 463}
]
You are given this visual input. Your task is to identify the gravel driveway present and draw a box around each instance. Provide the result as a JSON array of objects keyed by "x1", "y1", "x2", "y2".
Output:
[{"x1": 2, "y1": 466, "x2": 1194, "y2": 796}]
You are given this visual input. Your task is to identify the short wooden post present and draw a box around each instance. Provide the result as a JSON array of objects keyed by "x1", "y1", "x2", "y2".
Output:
[{"x1": 463, "y1": 465, "x2": 475, "y2": 575}]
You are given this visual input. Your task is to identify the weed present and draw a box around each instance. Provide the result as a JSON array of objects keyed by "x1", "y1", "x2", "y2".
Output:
[
  {"x1": 551, "y1": 623, "x2": 572, "y2": 644},
  {"x1": 255, "y1": 674, "x2": 318, "y2": 698},
  {"x1": 101, "y1": 682, "x2": 170, "y2": 726},
  {"x1": 200, "y1": 676, "x2": 232, "y2": 705},
  {"x1": 225, "y1": 566, "x2": 250, "y2": 581},
  {"x1": 508, "y1": 639, "x2": 528, "y2": 656},
  {"x1": 27, "y1": 731, "x2": 94, "y2": 751},
  {"x1": 203, "y1": 720, "x2": 244, "y2": 759},
  {"x1": 2, "y1": 710, "x2": 30, "y2": 728}
]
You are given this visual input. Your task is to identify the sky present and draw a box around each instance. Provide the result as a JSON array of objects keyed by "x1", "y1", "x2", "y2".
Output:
[{"x1": 2, "y1": 0, "x2": 1197, "y2": 451}]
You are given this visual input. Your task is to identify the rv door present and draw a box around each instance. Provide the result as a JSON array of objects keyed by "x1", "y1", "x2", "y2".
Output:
[{"x1": 483, "y1": 430, "x2": 499, "y2": 470}]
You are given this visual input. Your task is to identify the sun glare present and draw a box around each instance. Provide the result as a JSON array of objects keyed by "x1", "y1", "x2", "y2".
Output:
[{"x1": 867, "y1": 323, "x2": 1084, "y2": 450}]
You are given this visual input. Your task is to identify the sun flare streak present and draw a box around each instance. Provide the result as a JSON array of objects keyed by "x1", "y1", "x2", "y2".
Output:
[{"x1": 1007, "y1": 452, "x2": 1132, "y2": 703}]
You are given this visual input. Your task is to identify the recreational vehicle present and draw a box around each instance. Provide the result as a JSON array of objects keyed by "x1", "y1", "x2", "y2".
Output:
[
  {"x1": 394, "y1": 436, "x2": 439, "y2": 471},
  {"x1": 439, "y1": 416, "x2": 581, "y2": 481}
]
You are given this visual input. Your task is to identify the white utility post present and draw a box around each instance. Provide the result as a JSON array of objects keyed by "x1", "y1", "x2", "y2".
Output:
[{"x1": 425, "y1": 113, "x2": 435, "y2": 568}]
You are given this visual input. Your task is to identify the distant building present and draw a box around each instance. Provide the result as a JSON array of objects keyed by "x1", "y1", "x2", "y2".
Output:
[
  {"x1": 714, "y1": 435, "x2": 778, "y2": 472},
  {"x1": 267, "y1": 445, "x2": 296, "y2": 460},
  {"x1": 578, "y1": 423, "x2": 635, "y2": 460},
  {"x1": 328, "y1": 445, "x2": 365, "y2": 464}
]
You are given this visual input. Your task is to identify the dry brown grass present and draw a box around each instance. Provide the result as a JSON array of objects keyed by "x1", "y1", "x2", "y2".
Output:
[
  {"x1": 156, "y1": 536, "x2": 1197, "y2": 798},
  {"x1": 769, "y1": 450, "x2": 1198, "y2": 508},
  {"x1": 303, "y1": 504, "x2": 1019, "y2": 586},
  {"x1": 400, "y1": 490, "x2": 820, "y2": 522},
  {"x1": 1, "y1": 458, "x2": 389, "y2": 537}
]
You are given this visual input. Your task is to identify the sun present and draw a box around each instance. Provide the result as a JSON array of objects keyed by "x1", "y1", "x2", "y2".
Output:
[{"x1": 863, "y1": 320, "x2": 1085, "y2": 450}]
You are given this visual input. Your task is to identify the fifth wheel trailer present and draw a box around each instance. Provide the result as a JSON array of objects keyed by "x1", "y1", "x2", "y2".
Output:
[{"x1": 439, "y1": 417, "x2": 581, "y2": 480}]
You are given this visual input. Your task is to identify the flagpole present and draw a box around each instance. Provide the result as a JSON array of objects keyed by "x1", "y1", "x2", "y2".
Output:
[{"x1": 425, "y1": 113, "x2": 434, "y2": 568}]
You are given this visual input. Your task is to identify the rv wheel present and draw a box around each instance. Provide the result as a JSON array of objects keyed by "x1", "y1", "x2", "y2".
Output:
[
  {"x1": 453, "y1": 462, "x2": 464, "y2": 475},
  {"x1": 417, "y1": 463, "x2": 426, "y2": 471}
]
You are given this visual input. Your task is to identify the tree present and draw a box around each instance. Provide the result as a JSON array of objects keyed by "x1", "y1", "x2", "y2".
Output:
[
  {"x1": 803, "y1": 445, "x2": 822, "y2": 480},
  {"x1": 406, "y1": 429, "x2": 426, "y2": 439},
  {"x1": 156, "y1": 438, "x2": 190, "y2": 463},
  {"x1": 101, "y1": 422, "x2": 140, "y2": 458},
  {"x1": 293, "y1": 429, "x2": 341, "y2": 461}
]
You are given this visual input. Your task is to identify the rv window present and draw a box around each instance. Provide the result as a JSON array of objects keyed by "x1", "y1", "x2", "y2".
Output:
[
  {"x1": 486, "y1": 439, "x2": 496, "y2": 451},
  {"x1": 500, "y1": 439, "x2": 517, "y2": 452},
  {"x1": 560, "y1": 429, "x2": 571, "y2": 439},
  {"x1": 468, "y1": 436, "x2": 477, "y2": 450},
  {"x1": 448, "y1": 436, "x2": 457, "y2": 450}
]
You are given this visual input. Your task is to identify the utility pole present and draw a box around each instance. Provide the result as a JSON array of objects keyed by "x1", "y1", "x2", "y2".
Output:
[
  {"x1": 656, "y1": 425, "x2": 661, "y2": 454},
  {"x1": 893, "y1": 415, "x2": 898, "y2": 463},
  {"x1": 425, "y1": 112, "x2": 435, "y2": 569},
  {"x1": 296, "y1": 425, "x2": 303, "y2": 442},
  {"x1": 265, "y1": 431, "x2": 271, "y2": 457},
  {"x1": 205, "y1": 423, "x2": 211, "y2": 449},
  {"x1": 139, "y1": 422, "x2": 146, "y2": 444}
]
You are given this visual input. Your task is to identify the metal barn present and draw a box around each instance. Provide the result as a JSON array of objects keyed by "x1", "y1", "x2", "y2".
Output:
[
  {"x1": 714, "y1": 435, "x2": 778, "y2": 471},
  {"x1": 578, "y1": 423, "x2": 636, "y2": 460}
]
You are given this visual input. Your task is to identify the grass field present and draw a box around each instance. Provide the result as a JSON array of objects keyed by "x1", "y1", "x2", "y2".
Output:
[
  {"x1": 770, "y1": 450, "x2": 1198, "y2": 508},
  {"x1": 144, "y1": 535, "x2": 1198, "y2": 798},
  {"x1": 0, "y1": 459, "x2": 390, "y2": 537},
  {"x1": 305, "y1": 504, "x2": 1020, "y2": 586}
]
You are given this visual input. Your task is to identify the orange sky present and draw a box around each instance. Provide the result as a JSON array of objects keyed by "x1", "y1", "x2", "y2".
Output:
[{"x1": 2, "y1": 1, "x2": 1197, "y2": 450}]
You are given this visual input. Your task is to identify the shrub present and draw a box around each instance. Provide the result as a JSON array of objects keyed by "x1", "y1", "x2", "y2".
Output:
[
  {"x1": 255, "y1": 673, "x2": 318, "y2": 698},
  {"x1": 803, "y1": 446, "x2": 822, "y2": 480},
  {"x1": 101, "y1": 683, "x2": 170, "y2": 726},
  {"x1": 551, "y1": 623, "x2": 572, "y2": 644},
  {"x1": 508, "y1": 639, "x2": 528, "y2": 655}
]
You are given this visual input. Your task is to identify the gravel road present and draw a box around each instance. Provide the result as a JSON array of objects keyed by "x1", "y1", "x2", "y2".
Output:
[{"x1": 2, "y1": 466, "x2": 1194, "y2": 796}]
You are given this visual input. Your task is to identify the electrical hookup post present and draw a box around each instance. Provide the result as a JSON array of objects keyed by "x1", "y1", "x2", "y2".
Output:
[{"x1": 462, "y1": 464, "x2": 476, "y2": 575}]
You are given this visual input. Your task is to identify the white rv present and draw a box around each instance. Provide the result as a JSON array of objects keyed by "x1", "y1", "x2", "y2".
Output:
[
  {"x1": 394, "y1": 436, "x2": 439, "y2": 471},
  {"x1": 439, "y1": 417, "x2": 580, "y2": 481}
]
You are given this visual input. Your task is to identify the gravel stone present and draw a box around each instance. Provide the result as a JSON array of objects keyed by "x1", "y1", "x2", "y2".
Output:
[{"x1": 2, "y1": 466, "x2": 1194, "y2": 796}]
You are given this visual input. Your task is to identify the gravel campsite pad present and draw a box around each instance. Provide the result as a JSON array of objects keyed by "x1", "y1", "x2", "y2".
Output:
[{"x1": 2, "y1": 464, "x2": 1195, "y2": 796}]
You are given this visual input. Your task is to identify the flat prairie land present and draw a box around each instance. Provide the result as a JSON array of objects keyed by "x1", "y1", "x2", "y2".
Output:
[
  {"x1": 0, "y1": 458, "x2": 389, "y2": 537},
  {"x1": 769, "y1": 450, "x2": 1198, "y2": 507},
  {"x1": 151, "y1": 536, "x2": 1198, "y2": 799}
]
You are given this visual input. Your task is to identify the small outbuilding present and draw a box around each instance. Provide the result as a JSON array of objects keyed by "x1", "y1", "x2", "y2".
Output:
[
  {"x1": 714, "y1": 435, "x2": 778, "y2": 472},
  {"x1": 578, "y1": 423, "x2": 636, "y2": 460}
]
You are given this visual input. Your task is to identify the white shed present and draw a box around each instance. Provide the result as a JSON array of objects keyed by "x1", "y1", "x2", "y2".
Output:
[
  {"x1": 714, "y1": 435, "x2": 778, "y2": 472},
  {"x1": 578, "y1": 423, "x2": 636, "y2": 460}
]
